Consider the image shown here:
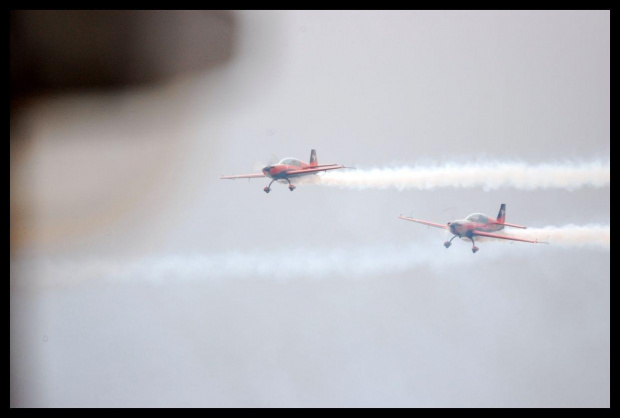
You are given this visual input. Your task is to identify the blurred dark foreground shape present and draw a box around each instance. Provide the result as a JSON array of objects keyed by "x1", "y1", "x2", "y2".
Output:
[
  {"x1": 10, "y1": 10, "x2": 237, "y2": 253},
  {"x1": 11, "y1": 11, "x2": 238, "y2": 407},
  {"x1": 10, "y1": 10, "x2": 236, "y2": 101}
]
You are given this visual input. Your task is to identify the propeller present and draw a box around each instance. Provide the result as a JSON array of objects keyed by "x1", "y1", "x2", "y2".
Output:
[{"x1": 251, "y1": 154, "x2": 280, "y2": 172}]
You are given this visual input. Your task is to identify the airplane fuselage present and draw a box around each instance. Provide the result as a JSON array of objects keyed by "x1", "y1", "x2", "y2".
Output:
[
  {"x1": 448, "y1": 219, "x2": 504, "y2": 238},
  {"x1": 262, "y1": 164, "x2": 312, "y2": 180}
]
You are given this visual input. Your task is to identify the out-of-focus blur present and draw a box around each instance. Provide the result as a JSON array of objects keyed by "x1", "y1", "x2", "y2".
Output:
[
  {"x1": 10, "y1": 11, "x2": 235, "y2": 96},
  {"x1": 10, "y1": 10, "x2": 236, "y2": 253},
  {"x1": 11, "y1": 10, "x2": 240, "y2": 406},
  {"x1": 11, "y1": 11, "x2": 609, "y2": 407}
]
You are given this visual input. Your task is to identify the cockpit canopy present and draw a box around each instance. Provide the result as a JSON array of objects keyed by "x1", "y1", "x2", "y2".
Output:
[
  {"x1": 278, "y1": 158, "x2": 302, "y2": 167},
  {"x1": 465, "y1": 213, "x2": 490, "y2": 223}
]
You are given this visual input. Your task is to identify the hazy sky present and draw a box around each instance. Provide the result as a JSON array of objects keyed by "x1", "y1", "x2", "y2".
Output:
[{"x1": 11, "y1": 11, "x2": 609, "y2": 407}]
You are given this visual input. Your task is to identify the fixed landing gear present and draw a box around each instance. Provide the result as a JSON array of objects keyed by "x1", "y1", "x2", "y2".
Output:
[
  {"x1": 263, "y1": 179, "x2": 296, "y2": 193},
  {"x1": 264, "y1": 179, "x2": 276, "y2": 193},
  {"x1": 469, "y1": 237, "x2": 479, "y2": 254},
  {"x1": 444, "y1": 236, "x2": 457, "y2": 248},
  {"x1": 285, "y1": 178, "x2": 296, "y2": 191},
  {"x1": 442, "y1": 236, "x2": 480, "y2": 253}
]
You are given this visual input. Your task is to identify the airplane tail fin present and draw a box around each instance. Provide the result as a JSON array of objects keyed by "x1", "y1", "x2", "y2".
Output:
[
  {"x1": 496, "y1": 203, "x2": 527, "y2": 228},
  {"x1": 309, "y1": 149, "x2": 318, "y2": 166},
  {"x1": 497, "y1": 204, "x2": 506, "y2": 223}
]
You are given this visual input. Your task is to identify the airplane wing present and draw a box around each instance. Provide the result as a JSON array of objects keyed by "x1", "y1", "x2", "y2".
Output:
[
  {"x1": 220, "y1": 173, "x2": 266, "y2": 180},
  {"x1": 490, "y1": 222, "x2": 527, "y2": 229},
  {"x1": 472, "y1": 230, "x2": 541, "y2": 243},
  {"x1": 286, "y1": 165, "x2": 344, "y2": 176},
  {"x1": 397, "y1": 215, "x2": 448, "y2": 230},
  {"x1": 312, "y1": 163, "x2": 347, "y2": 169},
  {"x1": 501, "y1": 222, "x2": 527, "y2": 229}
]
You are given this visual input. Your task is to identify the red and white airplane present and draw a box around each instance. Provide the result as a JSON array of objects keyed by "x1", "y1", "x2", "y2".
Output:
[
  {"x1": 398, "y1": 204, "x2": 544, "y2": 253},
  {"x1": 220, "y1": 149, "x2": 346, "y2": 193}
]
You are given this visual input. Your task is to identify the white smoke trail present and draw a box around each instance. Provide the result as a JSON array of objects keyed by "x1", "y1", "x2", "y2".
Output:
[
  {"x1": 11, "y1": 225, "x2": 609, "y2": 289},
  {"x1": 508, "y1": 224, "x2": 610, "y2": 249},
  {"x1": 313, "y1": 160, "x2": 610, "y2": 191},
  {"x1": 12, "y1": 243, "x2": 444, "y2": 289}
]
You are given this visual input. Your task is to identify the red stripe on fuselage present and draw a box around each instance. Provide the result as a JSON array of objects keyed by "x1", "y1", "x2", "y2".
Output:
[
  {"x1": 450, "y1": 219, "x2": 505, "y2": 237},
  {"x1": 263, "y1": 164, "x2": 312, "y2": 179}
]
